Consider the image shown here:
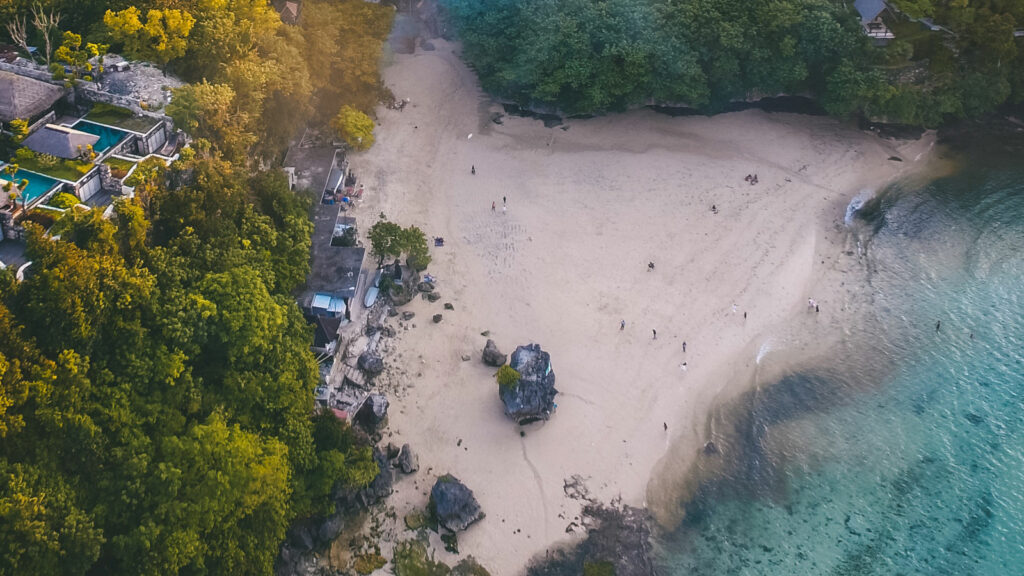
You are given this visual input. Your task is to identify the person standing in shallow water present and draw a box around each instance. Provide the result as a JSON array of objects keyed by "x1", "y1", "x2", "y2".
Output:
[{"x1": 936, "y1": 320, "x2": 941, "y2": 332}]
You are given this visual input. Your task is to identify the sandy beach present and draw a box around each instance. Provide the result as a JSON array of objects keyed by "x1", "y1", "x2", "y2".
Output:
[{"x1": 348, "y1": 40, "x2": 936, "y2": 574}]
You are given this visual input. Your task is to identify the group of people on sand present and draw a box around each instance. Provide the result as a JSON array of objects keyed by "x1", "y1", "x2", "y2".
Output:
[{"x1": 745, "y1": 173, "x2": 759, "y2": 185}]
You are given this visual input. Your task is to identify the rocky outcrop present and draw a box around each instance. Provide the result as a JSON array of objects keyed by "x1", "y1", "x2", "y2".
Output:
[
  {"x1": 355, "y1": 393, "x2": 389, "y2": 433},
  {"x1": 500, "y1": 344, "x2": 558, "y2": 424},
  {"x1": 526, "y1": 504, "x2": 655, "y2": 576},
  {"x1": 429, "y1": 474, "x2": 485, "y2": 532},
  {"x1": 357, "y1": 352, "x2": 384, "y2": 375},
  {"x1": 396, "y1": 443, "x2": 419, "y2": 474},
  {"x1": 481, "y1": 339, "x2": 506, "y2": 367}
]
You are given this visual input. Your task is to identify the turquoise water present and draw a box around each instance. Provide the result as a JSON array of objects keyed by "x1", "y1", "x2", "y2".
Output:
[
  {"x1": 657, "y1": 153, "x2": 1024, "y2": 573},
  {"x1": 5, "y1": 168, "x2": 61, "y2": 205},
  {"x1": 71, "y1": 120, "x2": 130, "y2": 153}
]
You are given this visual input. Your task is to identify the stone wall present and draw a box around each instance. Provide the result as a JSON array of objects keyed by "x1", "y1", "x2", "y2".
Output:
[{"x1": 0, "y1": 60, "x2": 55, "y2": 84}]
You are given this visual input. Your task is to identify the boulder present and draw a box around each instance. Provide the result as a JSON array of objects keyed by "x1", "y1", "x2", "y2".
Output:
[
  {"x1": 357, "y1": 352, "x2": 384, "y2": 375},
  {"x1": 444, "y1": 302, "x2": 454, "y2": 310},
  {"x1": 316, "y1": 513, "x2": 345, "y2": 544},
  {"x1": 433, "y1": 314, "x2": 443, "y2": 323},
  {"x1": 500, "y1": 344, "x2": 558, "y2": 424},
  {"x1": 355, "y1": 393, "x2": 389, "y2": 433},
  {"x1": 427, "y1": 292, "x2": 442, "y2": 302},
  {"x1": 286, "y1": 521, "x2": 316, "y2": 551},
  {"x1": 430, "y1": 474, "x2": 485, "y2": 532},
  {"x1": 402, "y1": 311, "x2": 416, "y2": 321},
  {"x1": 397, "y1": 443, "x2": 419, "y2": 474},
  {"x1": 417, "y1": 281, "x2": 435, "y2": 292},
  {"x1": 481, "y1": 339, "x2": 507, "y2": 367}
]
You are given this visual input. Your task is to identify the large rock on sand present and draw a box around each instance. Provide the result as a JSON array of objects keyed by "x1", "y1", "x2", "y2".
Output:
[
  {"x1": 430, "y1": 474, "x2": 485, "y2": 532},
  {"x1": 396, "y1": 443, "x2": 419, "y2": 474},
  {"x1": 500, "y1": 344, "x2": 558, "y2": 424},
  {"x1": 481, "y1": 339, "x2": 506, "y2": 367}
]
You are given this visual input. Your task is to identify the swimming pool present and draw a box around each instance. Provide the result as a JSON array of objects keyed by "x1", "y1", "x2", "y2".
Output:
[
  {"x1": 71, "y1": 120, "x2": 130, "y2": 153},
  {"x1": 2, "y1": 168, "x2": 61, "y2": 206}
]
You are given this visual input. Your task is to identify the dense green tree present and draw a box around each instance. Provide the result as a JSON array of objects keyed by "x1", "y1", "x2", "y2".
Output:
[
  {"x1": 0, "y1": 460, "x2": 103, "y2": 576},
  {"x1": 331, "y1": 105, "x2": 376, "y2": 150},
  {"x1": 443, "y1": 0, "x2": 1024, "y2": 124}
]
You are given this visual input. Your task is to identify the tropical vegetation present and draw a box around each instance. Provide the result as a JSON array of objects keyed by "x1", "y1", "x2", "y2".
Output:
[{"x1": 442, "y1": 0, "x2": 1024, "y2": 126}]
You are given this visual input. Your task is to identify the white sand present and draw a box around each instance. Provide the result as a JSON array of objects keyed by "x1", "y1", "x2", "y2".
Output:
[{"x1": 348, "y1": 42, "x2": 935, "y2": 574}]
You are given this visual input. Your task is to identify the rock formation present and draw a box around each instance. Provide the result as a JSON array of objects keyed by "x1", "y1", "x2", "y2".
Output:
[
  {"x1": 355, "y1": 393, "x2": 389, "y2": 433},
  {"x1": 429, "y1": 474, "x2": 485, "y2": 532},
  {"x1": 396, "y1": 443, "x2": 419, "y2": 474},
  {"x1": 357, "y1": 351, "x2": 384, "y2": 375},
  {"x1": 481, "y1": 339, "x2": 506, "y2": 367},
  {"x1": 500, "y1": 344, "x2": 558, "y2": 424}
]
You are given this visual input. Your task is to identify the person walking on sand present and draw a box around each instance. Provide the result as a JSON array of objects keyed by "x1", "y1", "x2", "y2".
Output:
[
  {"x1": 653, "y1": 329, "x2": 657, "y2": 340},
  {"x1": 682, "y1": 341, "x2": 687, "y2": 353},
  {"x1": 471, "y1": 165, "x2": 476, "y2": 175},
  {"x1": 492, "y1": 201, "x2": 496, "y2": 212},
  {"x1": 503, "y1": 196, "x2": 507, "y2": 206},
  {"x1": 620, "y1": 319, "x2": 626, "y2": 331}
]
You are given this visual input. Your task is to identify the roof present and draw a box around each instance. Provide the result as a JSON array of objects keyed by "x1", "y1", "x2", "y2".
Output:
[
  {"x1": 22, "y1": 124, "x2": 100, "y2": 159},
  {"x1": 281, "y1": 1, "x2": 299, "y2": 23},
  {"x1": 306, "y1": 244, "x2": 365, "y2": 300},
  {"x1": 855, "y1": 0, "x2": 886, "y2": 23},
  {"x1": 313, "y1": 315, "x2": 342, "y2": 349},
  {"x1": 0, "y1": 71, "x2": 65, "y2": 122}
]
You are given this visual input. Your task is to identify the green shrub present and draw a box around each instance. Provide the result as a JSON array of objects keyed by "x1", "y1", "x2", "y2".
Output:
[
  {"x1": 496, "y1": 365, "x2": 521, "y2": 390},
  {"x1": 14, "y1": 147, "x2": 36, "y2": 161},
  {"x1": 353, "y1": 552, "x2": 387, "y2": 574},
  {"x1": 583, "y1": 561, "x2": 615, "y2": 576},
  {"x1": 451, "y1": 558, "x2": 491, "y2": 576},
  {"x1": 50, "y1": 193, "x2": 81, "y2": 209},
  {"x1": 392, "y1": 540, "x2": 451, "y2": 576}
]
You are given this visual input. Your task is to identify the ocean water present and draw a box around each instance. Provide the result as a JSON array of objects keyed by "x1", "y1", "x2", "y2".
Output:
[{"x1": 656, "y1": 146, "x2": 1024, "y2": 574}]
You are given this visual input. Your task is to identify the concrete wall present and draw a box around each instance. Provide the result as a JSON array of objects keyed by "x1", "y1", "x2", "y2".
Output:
[{"x1": 75, "y1": 169, "x2": 102, "y2": 202}]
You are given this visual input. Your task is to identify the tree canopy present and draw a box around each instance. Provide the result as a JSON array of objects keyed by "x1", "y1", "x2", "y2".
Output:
[
  {"x1": 0, "y1": 158, "x2": 377, "y2": 575},
  {"x1": 443, "y1": 0, "x2": 1024, "y2": 125}
]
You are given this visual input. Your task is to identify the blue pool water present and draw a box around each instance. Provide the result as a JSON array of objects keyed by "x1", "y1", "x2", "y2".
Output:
[
  {"x1": 4, "y1": 168, "x2": 61, "y2": 205},
  {"x1": 656, "y1": 145, "x2": 1024, "y2": 573},
  {"x1": 71, "y1": 120, "x2": 130, "y2": 153}
]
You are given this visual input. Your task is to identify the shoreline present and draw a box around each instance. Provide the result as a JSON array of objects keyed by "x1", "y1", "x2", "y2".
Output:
[{"x1": 348, "y1": 40, "x2": 939, "y2": 574}]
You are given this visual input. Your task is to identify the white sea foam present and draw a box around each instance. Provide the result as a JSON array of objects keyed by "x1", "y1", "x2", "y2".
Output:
[{"x1": 844, "y1": 188, "x2": 875, "y2": 225}]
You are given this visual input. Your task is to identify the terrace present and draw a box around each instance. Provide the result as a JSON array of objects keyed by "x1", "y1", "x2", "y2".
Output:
[
  {"x1": 10, "y1": 154, "x2": 93, "y2": 182},
  {"x1": 84, "y1": 104, "x2": 163, "y2": 134}
]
